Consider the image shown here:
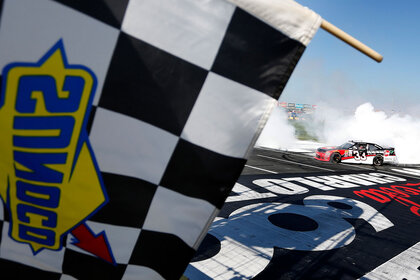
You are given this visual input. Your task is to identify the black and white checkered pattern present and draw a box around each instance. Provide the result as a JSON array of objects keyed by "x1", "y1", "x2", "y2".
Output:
[{"x1": 0, "y1": 0, "x2": 319, "y2": 279}]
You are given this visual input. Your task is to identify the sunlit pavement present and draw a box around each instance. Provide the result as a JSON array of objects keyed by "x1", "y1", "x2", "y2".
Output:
[{"x1": 185, "y1": 146, "x2": 420, "y2": 280}]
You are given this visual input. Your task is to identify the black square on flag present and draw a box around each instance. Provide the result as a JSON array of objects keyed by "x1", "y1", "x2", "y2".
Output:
[
  {"x1": 89, "y1": 173, "x2": 157, "y2": 228},
  {"x1": 211, "y1": 8, "x2": 305, "y2": 99},
  {"x1": 129, "y1": 230, "x2": 195, "y2": 280},
  {"x1": 99, "y1": 32, "x2": 208, "y2": 136},
  {"x1": 0, "y1": 258, "x2": 61, "y2": 280},
  {"x1": 160, "y1": 139, "x2": 246, "y2": 208},
  {"x1": 53, "y1": 0, "x2": 130, "y2": 29},
  {"x1": 62, "y1": 249, "x2": 126, "y2": 280},
  {"x1": 0, "y1": 1, "x2": 3, "y2": 19}
]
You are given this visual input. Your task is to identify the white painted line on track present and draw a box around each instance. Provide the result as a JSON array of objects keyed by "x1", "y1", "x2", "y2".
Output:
[
  {"x1": 340, "y1": 165, "x2": 420, "y2": 180},
  {"x1": 391, "y1": 168, "x2": 420, "y2": 176},
  {"x1": 322, "y1": 163, "x2": 420, "y2": 180},
  {"x1": 257, "y1": 154, "x2": 336, "y2": 172},
  {"x1": 389, "y1": 168, "x2": 420, "y2": 180},
  {"x1": 359, "y1": 241, "x2": 420, "y2": 280},
  {"x1": 244, "y1": 164, "x2": 277, "y2": 174}
]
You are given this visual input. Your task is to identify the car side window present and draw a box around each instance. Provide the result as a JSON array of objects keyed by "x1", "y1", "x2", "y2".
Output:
[
  {"x1": 368, "y1": 145, "x2": 381, "y2": 151},
  {"x1": 354, "y1": 144, "x2": 366, "y2": 150}
]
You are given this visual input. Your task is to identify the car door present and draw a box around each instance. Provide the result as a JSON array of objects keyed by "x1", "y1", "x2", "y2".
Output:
[
  {"x1": 346, "y1": 143, "x2": 368, "y2": 164},
  {"x1": 342, "y1": 143, "x2": 358, "y2": 164}
]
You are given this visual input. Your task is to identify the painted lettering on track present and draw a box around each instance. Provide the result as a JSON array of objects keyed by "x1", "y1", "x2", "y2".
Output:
[{"x1": 354, "y1": 183, "x2": 420, "y2": 216}]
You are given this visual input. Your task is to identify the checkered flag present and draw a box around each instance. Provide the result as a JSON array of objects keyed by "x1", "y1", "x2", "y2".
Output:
[{"x1": 0, "y1": 0, "x2": 320, "y2": 279}]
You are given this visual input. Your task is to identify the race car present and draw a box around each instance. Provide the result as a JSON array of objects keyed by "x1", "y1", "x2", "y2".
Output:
[{"x1": 314, "y1": 140, "x2": 397, "y2": 166}]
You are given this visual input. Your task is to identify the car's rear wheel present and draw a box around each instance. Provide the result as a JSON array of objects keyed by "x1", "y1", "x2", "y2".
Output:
[
  {"x1": 373, "y1": 156, "x2": 384, "y2": 166},
  {"x1": 330, "y1": 153, "x2": 341, "y2": 163}
]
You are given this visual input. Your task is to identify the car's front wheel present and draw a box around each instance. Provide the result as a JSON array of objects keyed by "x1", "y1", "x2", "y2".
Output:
[
  {"x1": 330, "y1": 153, "x2": 341, "y2": 163},
  {"x1": 373, "y1": 156, "x2": 384, "y2": 166}
]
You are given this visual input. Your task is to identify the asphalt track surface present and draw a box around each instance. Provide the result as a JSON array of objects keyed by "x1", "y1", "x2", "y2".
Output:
[
  {"x1": 243, "y1": 147, "x2": 420, "y2": 176},
  {"x1": 186, "y1": 147, "x2": 420, "y2": 280}
]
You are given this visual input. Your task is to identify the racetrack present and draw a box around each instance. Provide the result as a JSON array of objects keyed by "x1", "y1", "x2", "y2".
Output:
[
  {"x1": 185, "y1": 147, "x2": 420, "y2": 280},
  {"x1": 243, "y1": 147, "x2": 420, "y2": 176}
]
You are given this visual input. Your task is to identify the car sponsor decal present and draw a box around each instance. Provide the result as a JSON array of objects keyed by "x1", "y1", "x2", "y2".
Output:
[{"x1": 0, "y1": 41, "x2": 114, "y2": 262}]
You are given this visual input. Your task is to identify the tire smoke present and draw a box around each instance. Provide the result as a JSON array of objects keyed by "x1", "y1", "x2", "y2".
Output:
[
  {"x1": 311, "y1": 102, "x2": 420, "y2": 164},
  {"x1": 255, "y1": 102, "x2": 420, "y2": 164},
  {"x1": 255, "y1": 105, "x2": 296, "y2": 150}
]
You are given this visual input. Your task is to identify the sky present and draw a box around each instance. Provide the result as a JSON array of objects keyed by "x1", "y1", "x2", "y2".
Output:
[{"x1": 280, "y1": 0, "x2": 420, "y2": 116}]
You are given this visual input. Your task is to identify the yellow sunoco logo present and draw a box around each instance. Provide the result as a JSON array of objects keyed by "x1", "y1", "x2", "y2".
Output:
[{"x1": 0, "y1": 41, "x2": 107, "y2": 254}]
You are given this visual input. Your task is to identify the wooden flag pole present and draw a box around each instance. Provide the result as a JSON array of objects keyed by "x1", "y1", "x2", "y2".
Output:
[{"x1": 321, "y1": 19, "x2": 383, "y2": 63}]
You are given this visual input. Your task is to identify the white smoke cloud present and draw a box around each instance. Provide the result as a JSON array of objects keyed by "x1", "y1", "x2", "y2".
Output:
[
  {"x1": 312, "y1": 102, "x2": 420, "y2": 164},
  {"x1": 255, "y1": 105, "x2": 296, "y2": 150},
  {"x1": 255, "y1": 102, "x2": 420, "y2": 164}
]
